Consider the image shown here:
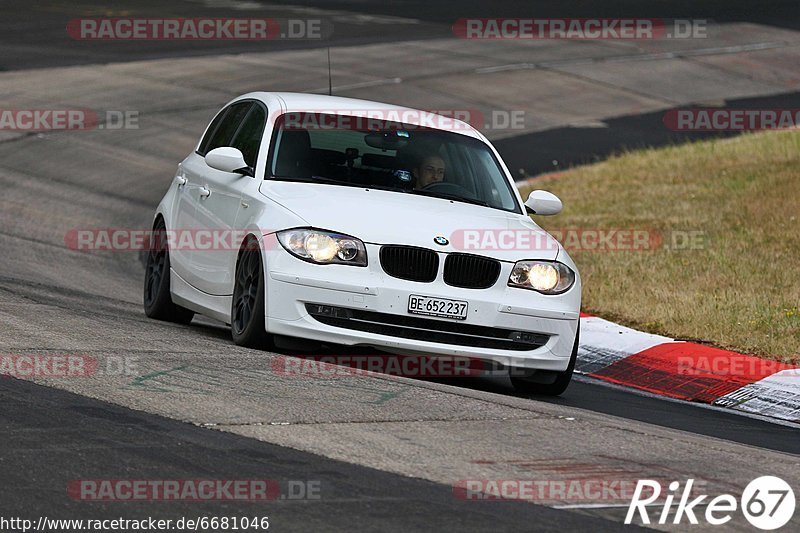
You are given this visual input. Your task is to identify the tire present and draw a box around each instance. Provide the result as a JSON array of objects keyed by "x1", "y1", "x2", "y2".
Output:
[
  {"x1": 143, "y1": 218, "x2": 195, "y2": 324},
  {"x1": 231, "y1": 239, "x2": 273, "y2": 348},
  {"x1": 510, "y1": 325, "x2": 579, "y2": 396}
]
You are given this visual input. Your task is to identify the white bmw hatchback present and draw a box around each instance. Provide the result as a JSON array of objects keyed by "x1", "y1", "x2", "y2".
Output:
[{"x1": 145, "y1": 92, "x2": 581, "y2": 395}]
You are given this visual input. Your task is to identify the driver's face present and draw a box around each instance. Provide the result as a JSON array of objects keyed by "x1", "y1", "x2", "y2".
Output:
[{"x1": 416, "y1": 156, "x2": 445, "y2": 188}]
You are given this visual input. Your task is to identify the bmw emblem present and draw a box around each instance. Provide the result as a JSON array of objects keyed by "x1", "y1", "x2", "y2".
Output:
[{"x1": 434, "y1": 236, "x2": 449, "y2": 246}]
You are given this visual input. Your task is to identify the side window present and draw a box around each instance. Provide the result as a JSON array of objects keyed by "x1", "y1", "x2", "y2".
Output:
[
  {"x1": 199, "y1": 101, "x2": 253, "y2": 156},
  {"x1": 230, "y1": 104, "x2": 267, "y2": 168},
  {"x1": 197, "y1": 108, "x2": 228, "y2": 156}
]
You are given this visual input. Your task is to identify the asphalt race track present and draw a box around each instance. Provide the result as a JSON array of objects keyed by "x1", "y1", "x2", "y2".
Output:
[
  {"x1": 2, "y1": 378, "x2": 633, "y2": 531},
  {"x1": 1, "y1": 1, "x2": 798, "y2": 531},
  {"x1": 3, "y1": 0, "x2": 800, "y2": 71}
]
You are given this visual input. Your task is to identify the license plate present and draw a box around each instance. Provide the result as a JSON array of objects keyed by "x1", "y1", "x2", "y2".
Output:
[{"x1": 408, "y1": 294, "x2": 468, "y2": 320}]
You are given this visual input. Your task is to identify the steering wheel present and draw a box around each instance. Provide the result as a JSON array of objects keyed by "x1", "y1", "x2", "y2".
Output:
[{"x1": 419, "y1": 181, "x2": 474, "y2": 198}]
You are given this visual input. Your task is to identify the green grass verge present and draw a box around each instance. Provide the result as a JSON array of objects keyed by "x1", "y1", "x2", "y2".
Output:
[{"x1": 518, "y1": 130, "x2": 799, "y2": 362}]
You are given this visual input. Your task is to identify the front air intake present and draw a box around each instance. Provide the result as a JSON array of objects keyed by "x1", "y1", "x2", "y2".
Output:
[
  {"x1": 379, "y1": 245, "x2": 438, "y2": 283},
  {"x1": 443, "y1": 253, "x2": 501, "y2": 289}
]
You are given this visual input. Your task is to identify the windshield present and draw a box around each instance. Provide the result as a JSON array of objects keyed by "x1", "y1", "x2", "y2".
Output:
[{"x1": 266, "y1": 112, "x2": 521, "y2": 213}]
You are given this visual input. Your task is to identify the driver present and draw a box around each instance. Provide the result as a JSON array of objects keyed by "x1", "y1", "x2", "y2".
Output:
[{"x1": 413, "y1": 154, "x2": 445, "y2": 189}]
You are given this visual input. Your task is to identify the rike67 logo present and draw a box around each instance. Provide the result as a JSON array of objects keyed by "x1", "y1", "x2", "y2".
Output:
[{"x1": 626, "y1": 476, "x2": 795, "y2": 529}]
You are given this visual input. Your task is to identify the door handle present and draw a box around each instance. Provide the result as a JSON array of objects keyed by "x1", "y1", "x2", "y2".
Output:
[
  {"x1": 176, "y1": 176, "x2": 187, "y2": 186},
  {"x1": 241, "y1": 201, "x2": 249, "y2": 208},
  {"x1": 199, "y1": 186, "x2": 211, "y2": 198}
]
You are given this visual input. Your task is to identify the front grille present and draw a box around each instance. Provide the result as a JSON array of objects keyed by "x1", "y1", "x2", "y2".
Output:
[
  {"x1": 380, "y1": 245, "x2": 438, "y2": 282},
  {"x1": 443, "y1": 253, "x2": 501, "y2": 289},
  {"x1": 306, "y1": 304, "x2": 549, "y2": 351}
]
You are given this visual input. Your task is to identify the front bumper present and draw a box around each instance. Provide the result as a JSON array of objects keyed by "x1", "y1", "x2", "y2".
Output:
[{"x1": 263, "y1": 243, "x2": 580, "y2": 371}]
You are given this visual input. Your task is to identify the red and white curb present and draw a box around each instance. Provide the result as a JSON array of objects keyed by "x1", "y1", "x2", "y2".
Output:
[{"x1": 577, "y1": 314, "x2": 800, "y2": 423}]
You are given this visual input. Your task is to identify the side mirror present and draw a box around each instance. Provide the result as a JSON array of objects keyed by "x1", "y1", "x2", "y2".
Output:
[
  {"x1": 205, "y1": 147, "x2": 252, "y2": 176},
  {"x1": 525, "y1": 190, "x2": 562, "y2": 215}
]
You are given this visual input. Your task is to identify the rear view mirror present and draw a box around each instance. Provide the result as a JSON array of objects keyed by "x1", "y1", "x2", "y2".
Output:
[
  {"x1": 205, "y1": 147, "x2": 251, "y2": 175},
  {"x1": 525, "y1": 190, "x2": 562, "y2": 215},
  {"x1": 364, "y1": 131, "x2": 409, "y2": 151}
]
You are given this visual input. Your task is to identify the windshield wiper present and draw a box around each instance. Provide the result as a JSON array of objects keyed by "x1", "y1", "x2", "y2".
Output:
[
  {"x1": 272, "y1": 175, "x2": 407, "y2": 193},
  {"x1": 309, "y1": 176, "x2": 408, "y2": 192},
  {"x1": 271, "y1": 175, "x2": 359, "y2": 187},
  {"x1": 271, "y1": 176, "x2": 488, "y2": 206},
  {"x1": 409, "y1": 189, "x2": 490, "y2": 207},
  {"x1": 308, "y1": 175, "x2": 349, "y2": 185}
]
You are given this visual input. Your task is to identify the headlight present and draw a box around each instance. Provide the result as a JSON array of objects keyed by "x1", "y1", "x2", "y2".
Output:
[
  {"x1": 277, "y1": 228, "x2": 367, "y2": 266},
  {"x1": 508, "y1": 260, "x2": 575, "y2": 294}
]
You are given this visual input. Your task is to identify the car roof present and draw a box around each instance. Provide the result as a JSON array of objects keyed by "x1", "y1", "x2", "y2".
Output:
[{"x1": 235, "y1": 91, "x2": 484, "y2": 140}]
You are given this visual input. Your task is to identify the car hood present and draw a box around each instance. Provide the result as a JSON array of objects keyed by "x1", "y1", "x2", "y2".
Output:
[{"x1": 259, "y1": 181, "x2": 560, "y2": 261}]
